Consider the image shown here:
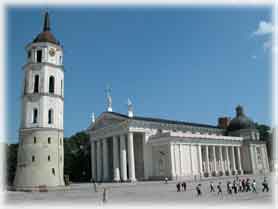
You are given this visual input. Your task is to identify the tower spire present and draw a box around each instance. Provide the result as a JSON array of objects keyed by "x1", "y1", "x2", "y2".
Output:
[{"x1": 43, "y1": 11, "x2": 51, "y2": 31}]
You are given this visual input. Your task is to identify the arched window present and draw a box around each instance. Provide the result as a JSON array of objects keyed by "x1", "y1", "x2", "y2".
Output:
[
  {"x1": 48, "y1": 155, "x2": 51, "y2": 162},
  {"x1": 48, "y1": 137, "x2": 51, "y2": 144},
  {"x1": 36, "y1": 50, "x2": 42, "y2": 63},
  {"x1": 32, "y1": 155, "x2": 35, "y2": 162},
  {"x1": 27, "y1": 50, "x2": 31, "y2": 59},
  {"x1": 61, "y1": 80, "x2": 63, "y2": 96},
  {"x1": 33, "y1": 108, "x2": 38, "y2": 124},
  {"x1": 48, "y1": 109, "x2": 53, "y2": 124},
  {"x1": 34, "y1": 137, "x2": 37, "y2": 144},
  {"x1": 34, "y1": 75, "x2": 39, "y2": 93},
  {"x1": 52, "y1": 168, "x2": 55, "y2": 176},
  {"x1": 49, "y1": 76, "x2": 55, "y2": 93}
]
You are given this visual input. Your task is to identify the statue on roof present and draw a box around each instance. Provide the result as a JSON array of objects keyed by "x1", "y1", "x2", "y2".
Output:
[
  {"x1": 106, "y1": 84, "x2": 112, "y2": 112},
  {"x1": 127, "y1": 98, "x2": 133, "y2": 117}
]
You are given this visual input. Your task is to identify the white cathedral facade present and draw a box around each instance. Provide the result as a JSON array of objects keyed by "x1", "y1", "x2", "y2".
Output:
[
  {"x1": 14, "y1": 12, "x2": 65, "y2": 189},
  {"x1": 88, "y1": 101, "x2": 270, "y2": 182}
]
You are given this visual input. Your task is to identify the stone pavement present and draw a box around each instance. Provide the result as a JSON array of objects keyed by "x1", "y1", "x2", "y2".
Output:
[{"x1": 4, "y1": 174, "x2": 275, "y2": 206}]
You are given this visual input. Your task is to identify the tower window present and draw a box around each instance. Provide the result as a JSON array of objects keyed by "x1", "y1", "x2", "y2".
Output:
[
  {"x1": 28, "y1": 50, "x2": 31, "y2": 59},
  {"x1": 48, "y1": 137, "x2": 51, "y2": 144},
  {"x1": 61, "y1": 80, "x2": 63, "y2": 96},
  {"x1": 48, "y1": 155, "x2": 51, "y2": 161},
  {"x1": 48, "y1": 109, "x2": 53, "y2": 124},
  {"x1": 34, "y1": 75, "x2": 39, "y2": 93},
  {"x1": 36, "y1": 50, "x2": 42, "y2": 63},
  {"x1": 52, "y1": 168, "x2": 55, "y2": 175},
  {"x1": 33, "y1": 108, "x2": 38, "y2": 124},
  {"x1": 34, "y1": 137, "x2": 37, "y2": 144},
  {"x1": 32, "y1": 155, "x2": 35, "y2": 162},
  {"x1": 24, "y1": 77, "x2": 28, "y2": 94},
  {"x1": 49, "y1": 76, "x2": 55, "y2": 93}
]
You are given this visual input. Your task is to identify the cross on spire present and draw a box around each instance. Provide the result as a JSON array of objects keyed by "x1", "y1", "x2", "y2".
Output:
[{"x1": 43, "y1": 11, "x2": 51, "y2": 31}]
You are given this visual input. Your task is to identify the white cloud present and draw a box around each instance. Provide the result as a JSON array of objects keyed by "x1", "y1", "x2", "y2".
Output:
[
  {"x1": 263, "y1": 39, "x2": 272, "y2": 50},
  {"x1": 252, "y1": 20, "x2": 275, "y2": 52},
  {"x1": 251, "y1": 55, "x2": 257, "y2": 59},
  {"x1": 253, "y1": 21, "x2": 273, "y2": 36}
]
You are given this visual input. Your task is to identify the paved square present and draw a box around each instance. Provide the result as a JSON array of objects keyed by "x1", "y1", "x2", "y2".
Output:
[{"x1": 4, "y1": 175, "x2": 274, "y2": 206}]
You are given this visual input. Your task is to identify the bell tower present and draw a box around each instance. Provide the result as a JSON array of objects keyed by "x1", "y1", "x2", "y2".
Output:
[{"x1": 14, "y1": 11, "x2": 65, "y2": 189}]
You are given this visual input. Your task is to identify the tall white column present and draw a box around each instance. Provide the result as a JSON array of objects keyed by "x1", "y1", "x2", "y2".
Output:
[
  {"x1": 102, "y1": 138, "x2": 109, "y2": 181},
  {"x1": 205, "y1": 145, "x2": 210, "y2": 176},
  {"x1": 249, "y1": 145, "x2": 255, "y2": 174},
  {"x1": 113, "y1": 136, "x2": 120, "y2": 182},
  {"x1": 262, "y1": 145, "x2": 269, "y2": 172},
  {"x1": 236, "y1": 146, "x2": 243, "y2": 174},
  {"x1": 96, "y1": 140, "x2": 102, "y2": 182},
  {"x1": 170, "y1": 143, "x2": 176, "y2": 179},
  {"x1": 260, "y1": 146, "x2": 266, "y2": 171},
  {"x1": 198, "y1": 144, "x2": 203, "y2": 176},
  {"x1": 231, "y1": 146, "x2": 237, "y2": 174},
  {"x1": 219, "y1": 146, "x2": 225, "y2": 174},
  {"x1": 91, "y1": 141, "x2": 96, "y2": 181},
  {"x1": 120, "y1": 134, "x2": 127, "y2": 181},
  {"x1": 127, "y1": 132, "x2": 136, "y2": 182},
  {"x1": 225, "y1": 146, "x2": 231, "y2": 174},
  {"x1": 212, "y1": 146, "x2": 217, "y2": 175}
]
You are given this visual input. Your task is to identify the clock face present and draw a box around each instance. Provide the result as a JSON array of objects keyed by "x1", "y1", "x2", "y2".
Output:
[{"x1": 49, "y1": 48, "x2": 56, "y2": 57}]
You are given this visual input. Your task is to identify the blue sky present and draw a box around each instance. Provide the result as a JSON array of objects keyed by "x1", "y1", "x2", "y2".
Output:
[{"x1": 7, "y1": 6, "x2": 272, "y2": 143}]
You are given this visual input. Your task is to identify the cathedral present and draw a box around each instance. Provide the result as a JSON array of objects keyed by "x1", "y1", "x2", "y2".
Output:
[{"x1": 88, "y1": 98, "x2": 270, "y2": 182}]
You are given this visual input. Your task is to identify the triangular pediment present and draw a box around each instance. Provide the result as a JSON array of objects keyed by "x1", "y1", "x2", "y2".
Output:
[{"x1": 88, "y1": 112, "x2": 128, "y2": 131}]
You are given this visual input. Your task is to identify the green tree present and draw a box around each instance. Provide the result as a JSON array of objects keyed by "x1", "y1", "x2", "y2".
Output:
[
  {"x1": 5, "y1": 143, "x2": 18, "y2": 186},
  {"x1": 64, "y1": 131, "x2": 91, "y2": 182},
  {"x1": 255, "y1": 123, "x2": 272, "y2": 165}
]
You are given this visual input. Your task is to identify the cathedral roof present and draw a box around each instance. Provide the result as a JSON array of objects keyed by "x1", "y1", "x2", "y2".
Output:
[
  {"x1": 106, "y1": 112, "x2": 222, "y2": 129},
  {"x1": 32, "y1": 11, "x2": 60, "y2": 45},
  {"x1": 227, "y1": 105, "x2": 256, "y2": 131}
]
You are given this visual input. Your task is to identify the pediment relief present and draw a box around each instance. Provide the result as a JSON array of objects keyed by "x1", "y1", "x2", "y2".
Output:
[{"x1": 89, "y1": 113, "x2": 127, "y2": 131}]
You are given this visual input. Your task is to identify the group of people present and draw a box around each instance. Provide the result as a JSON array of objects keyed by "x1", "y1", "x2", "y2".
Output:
[
  {"x1": 176, "y1": 182, "x2": 187, "y2": 192},
  {"x1": 175, "y1": 177, "x2": 270, "y2": 197},
  {"x1": 204, "y1": 177, "x2": 270, "y2": 196}
]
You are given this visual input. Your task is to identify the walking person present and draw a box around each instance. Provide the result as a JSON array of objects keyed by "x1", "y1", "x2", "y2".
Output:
[
  {"x1": 238, "y1": 179, "x2": 243, "y2": 192},
  {"x1": 209, "y1": 181, "x2": 215, "y2": 192},
  {"x1": 246, "y1": 179, "x2": 251, "y2": 192},
  {"x1": 242, "y1": 179, "x2": 246, "y2": 192},
  {"x1": 232, "y1": 180, "x2": 238, "y2": 194},
  {"x1": 217, "y1": 182, "x2": 222, "y2": 195},
  {"x1": 228, "y1": 181, "x2": 233, "y2": 194},
  {"x1": 176, "y1": 182, "x2": 181, "y2": 192},
  {"x1": 262, "y1": 177, "x2": 269, "y2": 192},
  {"x1": 102, "y1": 188, "x2": 108, "y2": 203},
  {"x1": 196, "y1": 184, "x2": 202, "y2": 196},
  {"x1": 182, "y1": 181, "x2": 187, "y2": 192},
  {"x1": 252, "y1": 179, "x2": 257, "y2": 193}
]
